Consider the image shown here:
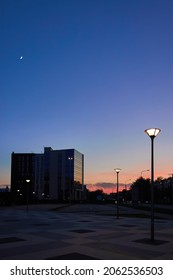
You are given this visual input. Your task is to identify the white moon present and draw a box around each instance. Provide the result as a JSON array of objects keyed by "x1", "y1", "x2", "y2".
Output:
[{"x1": 20, "y1": 56, "x2": 23, "y2": 60}]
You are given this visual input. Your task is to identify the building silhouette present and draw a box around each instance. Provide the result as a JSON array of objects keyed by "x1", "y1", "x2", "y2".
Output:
[{"x1": 11, "y1": 147, "x2": 85, "y2": 203}]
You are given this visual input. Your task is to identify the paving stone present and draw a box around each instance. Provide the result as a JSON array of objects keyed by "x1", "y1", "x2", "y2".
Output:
[{"x1": 0, "y1": 237, "x2": 25, "y2": 244}]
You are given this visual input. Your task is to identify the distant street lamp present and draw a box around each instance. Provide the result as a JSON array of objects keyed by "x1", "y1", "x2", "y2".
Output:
[
  {"x1": 26, "y1": 179, "x2": 30, "y2": 212},
  {"x1": 114, "y1": 168, "x2": 121, "y2": 219},
  {"x1": 145, "y1": 128, "x2": 161, "y2": 242},
  {"x1": 125, "y1": 179, "x2": 131, "y2": 190},
  {"x1": 141, "y1": 169, "x2": 150, "y2": 177}
]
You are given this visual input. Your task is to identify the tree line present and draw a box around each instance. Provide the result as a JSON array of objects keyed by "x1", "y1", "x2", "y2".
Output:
[{"x1": 86, "y1": 176, "x2": 173, "y2": 205}]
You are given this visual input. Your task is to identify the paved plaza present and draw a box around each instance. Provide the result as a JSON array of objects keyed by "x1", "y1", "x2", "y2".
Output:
[{"x1": 0, "y1": 203, "x2": 173, "y2": 260}]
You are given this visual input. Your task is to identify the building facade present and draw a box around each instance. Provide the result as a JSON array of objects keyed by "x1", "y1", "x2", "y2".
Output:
[{"x1": 11, "y1": 147, "x2": 85, "y2": 203}]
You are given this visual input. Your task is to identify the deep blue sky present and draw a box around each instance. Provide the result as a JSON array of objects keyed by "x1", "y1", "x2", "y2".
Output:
[{"x1": 1, "y1": 0, "x2": 173, "y2": 188}]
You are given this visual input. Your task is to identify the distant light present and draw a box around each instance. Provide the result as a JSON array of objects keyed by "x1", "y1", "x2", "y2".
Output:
[{"x1": 20, "y1": 56, "x2": 23, "y2": 60}]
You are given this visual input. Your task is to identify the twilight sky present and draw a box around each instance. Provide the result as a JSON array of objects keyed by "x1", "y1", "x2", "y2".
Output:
[{"x1": 1, "y1": 0, "x2": 173, "y2": 192}]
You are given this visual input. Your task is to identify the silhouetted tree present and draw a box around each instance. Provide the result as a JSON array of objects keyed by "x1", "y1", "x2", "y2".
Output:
[
  {"x1": 86, "y1": 189, "x2": 104, "y2": 202},
  {"x1": 131, "y1": 177, "x2": 150, "y2": 202},
  {"x1": 155, "y1": 177, "x2": 172, "y2": 204}
]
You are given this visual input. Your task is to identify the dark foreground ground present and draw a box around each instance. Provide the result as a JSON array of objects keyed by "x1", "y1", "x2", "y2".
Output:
[{"x1": 0, "y1": 203, "x2": 173, "y2": 260}]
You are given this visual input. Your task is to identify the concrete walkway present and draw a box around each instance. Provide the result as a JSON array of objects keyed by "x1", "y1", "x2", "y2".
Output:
[{"x1": 0, "y1": 203, "x2": 173, "y2": 260}]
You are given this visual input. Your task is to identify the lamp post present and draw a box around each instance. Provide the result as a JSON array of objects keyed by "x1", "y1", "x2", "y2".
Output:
[
  {"x1": 144, "y1": 128, "x2": 161, "y2": 242},
  {"x1": 114, "y1": 168, "x2": 121, "y2": 219},
  {"x1": 124, "y1": 179, "x2": 131, "y2": 204},
  {"x1": 141, "y1": 169, "x2": 150, "y2": 177},
  {"x1": 26, "y1": 179, "x2": 30, "y2": 212},
  {"x1": 125, "y1": 179, "x2": 131, "y2": 191}
]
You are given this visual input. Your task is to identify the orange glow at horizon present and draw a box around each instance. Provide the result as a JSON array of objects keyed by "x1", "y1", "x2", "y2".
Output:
[
  {"x1": 86, "y1": 183, "x2": 130, "y2": 194},
  {"x1": 85, "y1": 167, "x2": 172, "y2": 194}
]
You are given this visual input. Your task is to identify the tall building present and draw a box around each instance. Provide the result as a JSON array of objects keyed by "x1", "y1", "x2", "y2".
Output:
[
  {"x1": 11, "y1": 152, "x2": 35, "y2": 204},
  {"x1": 11, "y1": 147, "x2": 85, "y2": 203}
]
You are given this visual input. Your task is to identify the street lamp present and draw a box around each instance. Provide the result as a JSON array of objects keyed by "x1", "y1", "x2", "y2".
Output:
[
  {"x1": 141, "y1": 169, "x2": 149, "y2": 177},
  {"x1": 125, "y1": 179, "x2": 131, "y2": 190},
  {"x1": 144, "y1": 128, "x2": 161, "y2": 242},
  {"x1": 114, "y1": 168, "x2": 121, "y2": 219},
  {"x1": 26, "y1": 179, "x2": 30, "y2": 212}
]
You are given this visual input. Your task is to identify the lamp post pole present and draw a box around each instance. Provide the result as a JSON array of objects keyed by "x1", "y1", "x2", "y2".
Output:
[
  {"x1": 114, "y1": 168, "x2": 121, "y2": 219},
  {"x1": 26, "y1": 179, "x2": 30, "y2": 212},
  {"x1": 125, "y1": 179, "x2": 131, "y2": 191},
  {"x1": 150, "y1": 136, "x2": 155, "y2": 242},
  {"x1": 145, "y1": 128, "x2": 161, "y2": 242}
]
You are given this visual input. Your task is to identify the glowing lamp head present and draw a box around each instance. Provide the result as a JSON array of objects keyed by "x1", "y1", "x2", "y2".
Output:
[
  {"x1": 115, "y1": 168, "x2": 121, "y2": 173},
  {"x1": 144, "y1": 128, "x2": 161, "y2": 138}
]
